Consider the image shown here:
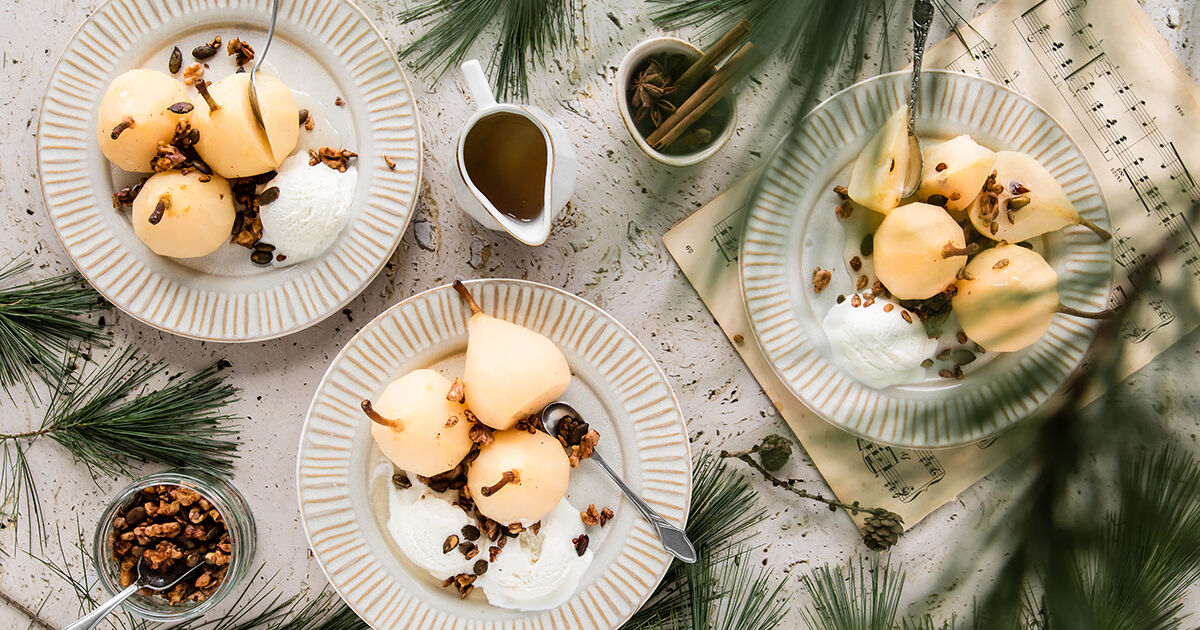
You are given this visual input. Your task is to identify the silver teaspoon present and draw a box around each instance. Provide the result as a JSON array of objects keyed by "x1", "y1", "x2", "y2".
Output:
[
  {"x1": 248, "y1": 0, "x2": 283, "y2": 155},
  {"x1": 65, "y1": 556, "x2": 205, "y2": 630},
  {"x1": 540, "y1": 401, "x2": 698, "y2": 564},
  {"x1": 902, "y1": 0, "x2": 936, "y2": 198}
]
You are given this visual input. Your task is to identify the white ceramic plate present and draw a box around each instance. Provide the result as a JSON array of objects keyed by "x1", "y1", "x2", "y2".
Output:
[
  {"x1": 37, "y1": 0, "x2": 421, "y2": 341},
  {"x1": 296, "y1": 279, "x2": 691, "y2": 630},
  {"x1": 740, "y1": 70, "x2": 1113, "y2": 448}
]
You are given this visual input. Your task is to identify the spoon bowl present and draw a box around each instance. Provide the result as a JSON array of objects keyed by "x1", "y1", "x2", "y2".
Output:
[{"x1": 65, "y1": 557, "x2": 205, "y2": 630}]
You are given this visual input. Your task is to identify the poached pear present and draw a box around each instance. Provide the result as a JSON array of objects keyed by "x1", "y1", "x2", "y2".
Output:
[
  {"x1": 191, "y1": 73, "x2": 299, "y2": 178},
  {"x1": 848, "y1": 106, "x2": 912, "y2": 214},
  {"x1": 97, "y1": 69, "x2": 192, "y2": 173},
  {"x1": 467, "y1": 429, "x2": 570, "y2": 525},
  {"x1": 968, "y1": 151, "x2": 1111, "y2": 243},
  {"x1": 916, "y1": 135, "x2": 996, "y2": 212},
  {"x1": 132, "y1": 170, "x2": 235, "y2": 258},
  {"x1": 362, "y1": 369, "x2": 473, "y2": 477},
  {"x1": 874, "y1": 202, "x2": 971, "y2": 300},
  {"x1": 453, "y1": 280, "x2": 571, "y2": 431},
  {"x1": 953, "y1": 244, "x2": 1060, "y2": 352}
]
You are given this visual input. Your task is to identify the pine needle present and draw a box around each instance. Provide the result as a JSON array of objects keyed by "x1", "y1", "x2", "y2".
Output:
[
  {"x1": 798, "y1": 555, "x2": 904, "y2": 630},
  {"x1": 0, "y1": 258, "x2": 108, "y2": 398},
  {"x1": 397, "y1": 0, "x2": 578, "y2": 101}
]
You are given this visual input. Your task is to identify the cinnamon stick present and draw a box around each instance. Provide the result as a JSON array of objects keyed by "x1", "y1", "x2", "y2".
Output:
[
  {"x1": 673, "y1": 19, "x2": 752, "y2": 97},
  {"x1": 648, "y1": 42, "x2": 762, "y2": 149}
]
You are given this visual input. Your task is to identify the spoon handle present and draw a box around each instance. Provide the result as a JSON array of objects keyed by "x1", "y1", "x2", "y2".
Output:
[
  {"x1": 908, "y1": 0, "x2": 935, "y2": 136},
  {"x1": 64, "y1": 583, "x2": 139, "y2": 630},
  {"x1": 257, "y1": 0, "x2": 282, "y2": 72},
  {"x1": 590, "y1": 452, "x2": 698, "y2": 564}
]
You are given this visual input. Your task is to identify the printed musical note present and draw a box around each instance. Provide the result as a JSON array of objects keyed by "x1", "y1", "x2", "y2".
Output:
[{"x1": 857, "y1": 440, "x2": 946, "y2": 503}]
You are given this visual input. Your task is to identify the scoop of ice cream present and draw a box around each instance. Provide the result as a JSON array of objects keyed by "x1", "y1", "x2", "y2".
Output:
[
  {"x1": 258, "y1": 153, "x2": 356, "y2": 264},
  {"x1": 385, "y1": 478, "x2": 474, "y2": 580},
  {"x1": 822, "y1": 297, "x2": 937, "y2": 389},
  {"x1": 476, "y1": 498, "x2": 593, "y2": 611}
]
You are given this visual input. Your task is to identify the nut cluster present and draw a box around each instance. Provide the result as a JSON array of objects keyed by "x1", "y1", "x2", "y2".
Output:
[
  {"x1": 553, "y1": 413, "x2": 600, "y2": 468},
  {"x1": 108, "y1": 484, "x2": 232, "y2": 605}
]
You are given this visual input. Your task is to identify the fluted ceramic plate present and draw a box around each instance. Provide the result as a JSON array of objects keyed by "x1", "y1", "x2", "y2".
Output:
[
  {"x1": 740, "y1": 70, "x2": 1112, "y2": 448},
  {"x1": 37, "y1": 0, "x2": 421, "y2": 341},
  {"x1": 296, "y1": 279, "x2": 691, "y2": 630}
]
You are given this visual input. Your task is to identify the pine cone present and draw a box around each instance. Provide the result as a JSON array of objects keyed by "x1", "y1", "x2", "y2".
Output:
[
  {"x1": 757, "y1": 433, "x2": 793, "y2": 471},
  {"x1": 861, "y1": 511, "x2": 904, "y2": 550}
]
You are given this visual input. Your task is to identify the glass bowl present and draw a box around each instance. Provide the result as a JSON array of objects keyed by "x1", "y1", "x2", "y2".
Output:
[{"x1": 91, "y1": 469, "x2": 256, "y2": 623}]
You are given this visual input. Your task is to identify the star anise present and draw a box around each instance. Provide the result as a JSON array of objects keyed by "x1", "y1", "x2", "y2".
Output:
[{"x1": 630, "y1": 58, "x2": 678, "y2": 129}]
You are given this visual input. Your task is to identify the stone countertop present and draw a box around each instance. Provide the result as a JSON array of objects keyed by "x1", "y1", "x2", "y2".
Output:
[{"x1": 2, "y1": 0, "x2": 1199, "y2": 627}]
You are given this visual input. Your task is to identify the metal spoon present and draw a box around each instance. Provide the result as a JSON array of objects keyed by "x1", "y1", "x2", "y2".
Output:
[
  {"x1": 248, "y1": 0, "x2": 283, "y2": 156},
  {"x1": 540, "y1": 401, "x2": 698, "y2": 564},
  {"x1": 902, "y1": 0, "x2": 936, "y2": 198},
  {"x1": 65, "y1": 557, "x2": 205, "y2": 630}
]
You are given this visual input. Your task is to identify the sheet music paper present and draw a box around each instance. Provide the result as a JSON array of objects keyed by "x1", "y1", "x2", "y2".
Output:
[
  {"x1": 924, "y1": 0, "x2": 1200, "y2": 386},
  {"x1": 664, "y1": 0, "x2": 1200, "y2": 530}
]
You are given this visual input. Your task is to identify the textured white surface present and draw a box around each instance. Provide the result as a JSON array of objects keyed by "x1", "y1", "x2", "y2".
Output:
[{"x1": 1, "y1": 0, "x2": 1199, "y2": 627}]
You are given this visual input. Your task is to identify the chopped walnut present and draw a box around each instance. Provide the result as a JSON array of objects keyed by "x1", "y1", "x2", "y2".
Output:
[
  {"x1": 182, "y1": 62, "x2": 205, "y2": 86},
  {"x1": 447, "y1": 377, "x2": 465, "y2": 403},
  {"x1": 468, "y1": 422, "x2": 494, "y2": 446},
  {"x1": 568, "y1": 429, "x2": 600, "y2": 468},
  {"x1": 581, "y1": 504, "x2": 600, "y2": 526},
  {"x1": 226, "y1": 38, "x2": 255, "y2": 66},
  {"x1": 599, "y1": 507, "x2": 614, "y2": 527},
  {"x1": 151, "y1": 142, "x2": 189, "y2": 172},
  {"x1": 812, "y1": 268, "x2": 832, "y2": 294},
  {"x1": 308, "y1": 147, "x2": 357, "y2": 172}
]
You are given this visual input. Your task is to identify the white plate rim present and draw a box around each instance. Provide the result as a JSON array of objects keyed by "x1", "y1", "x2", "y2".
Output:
[
  {"x1": 295, "y1": 278, "x2": 692, "y2": 630},
  {"x1": 36, "y1": 0, "x2": 423, "y2": 342},
  {"x1": 739, "y1": 69, "x2": 1113, "y2": 448}
]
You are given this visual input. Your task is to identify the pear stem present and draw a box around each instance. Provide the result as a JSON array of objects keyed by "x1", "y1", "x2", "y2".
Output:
[
  {"x1": 452, "y1": 278, "x2": 483, "y2": 315},
  {"x1": 1078, "y1": 217, "x2": 1113, "y2": 241},
  {"x1": 361, "y1": 399, "x2": 403, "y2": 430},
  {"x1": 194, "y1": 80, "x2": 220, "y2": 112},
  {"x1": 1057, "y1": 304, "x2": 1114, "y2": 319},
  {"x1": 941, "y1": 242, "x2": 979, "y2": 259}
]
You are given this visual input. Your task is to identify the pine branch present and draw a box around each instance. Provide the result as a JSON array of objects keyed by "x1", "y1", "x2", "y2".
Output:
[
  {"x1": 396, "y1": 0, "x2": 579, "y2": 101},
  {"x1": 0, "y1": 347, "x2": 241, "y2": 552},
  {"x1": 622, "y1": 451, "x2": 782, "y2": 630},
  {"x1": 0, "y1": 258, "x2": 108, "y2": 398},
  {"x1": 719, "y1": 450, "x2": 892, "y2": 519}
]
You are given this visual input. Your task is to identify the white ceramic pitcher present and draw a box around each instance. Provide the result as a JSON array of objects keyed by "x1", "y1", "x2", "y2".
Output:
[{"x1": 451, "y1": 59, "x2": 577, "y2": 246}]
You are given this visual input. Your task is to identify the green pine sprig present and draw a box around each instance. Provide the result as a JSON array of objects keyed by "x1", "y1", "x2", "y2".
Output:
[
  {"x1": 621, "y1": 451, "x2": 785, "y2": 630},
  {"x1": 0, "y1": 347, "x2": 242, "y2": 545},
  {"x1": 0, "y1": 258, "x2": 108, "y2": 398},
  {"x1": 798, "y1": 555, "x2": 904, "y2": 630},
  {"x1": 396, "y1": 0, "x2": 579, "y2": 101}
]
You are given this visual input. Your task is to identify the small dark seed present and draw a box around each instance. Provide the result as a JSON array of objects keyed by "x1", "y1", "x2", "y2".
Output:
[
  {"x1": 927, "y1": 194, "x2": 949, "y2": 207},
  {"x1": 276, "y1": 254, "x2": 287, "y2": 262},
  {"x1": 442, "y1": 535, "x2": 459, "y2": 554},
  {"x1": 298, "y1": 109, "x2": 310, "y2": 126},
  {"x1": 250, "y1": 250, "x2": 273, "y2": 265},
  {"x1": 169, "y1": 46, "x2": 183, "y2": 73},
  {"x1": 253, "y1": 242, "x2": 276, "y2": 252},
  {"x1": 192, "y1": 44, "x2": 218, "y2": 60},
  {"x1": 257, "y1": 186, "x2": 280, "y2": 205},
  {"x1": 473, "y1": 559, "x2": 488, "y2": 575},
  {"x1": 860, "y1": 233, "x2": 874, "y2": 257},
  {"x1": 461, "y1": 525, "x2": 480, "y2": 541}
]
